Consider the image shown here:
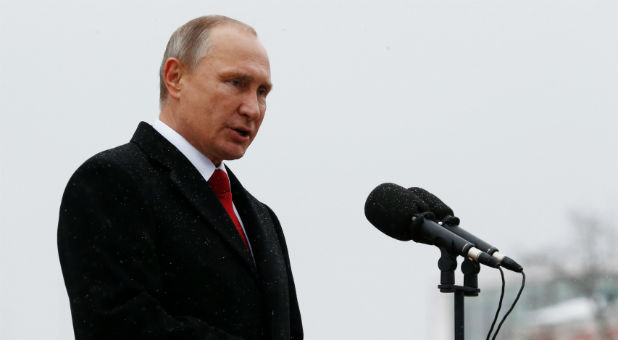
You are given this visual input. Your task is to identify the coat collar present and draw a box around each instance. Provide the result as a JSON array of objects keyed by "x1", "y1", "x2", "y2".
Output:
[{"x1": 130, "y1": 122, "x2": 257, "y2": 276}]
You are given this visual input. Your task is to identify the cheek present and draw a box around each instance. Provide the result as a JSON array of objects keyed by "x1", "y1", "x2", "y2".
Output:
[{"x1": 254, "y1": 116, "x2": 265, "y2": 134}]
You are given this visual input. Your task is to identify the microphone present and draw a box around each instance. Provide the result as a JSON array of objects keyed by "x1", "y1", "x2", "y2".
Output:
[
  {"x1": 408, "y1": 187, "x2": 523, "y2": 273},
  {"x1": 364, "y1": 183, "x2": 499, "y2": 268}
]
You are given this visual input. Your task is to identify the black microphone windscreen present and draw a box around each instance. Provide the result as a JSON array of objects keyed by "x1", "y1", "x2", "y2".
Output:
[
  {"x1": 408, "y1": 187, "x2": 454, "y2": 219},
  {"x1": 364, "y1": 183, "x2": 425, "y2": 241}
]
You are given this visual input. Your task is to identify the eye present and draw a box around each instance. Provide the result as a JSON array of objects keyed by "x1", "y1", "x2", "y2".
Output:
[
  {"x1": 228, "y1": 79, "x2": 241, "y2": 87},
  {"x1": 257, "y1": 86, "x2": 271, "y2": 97}
]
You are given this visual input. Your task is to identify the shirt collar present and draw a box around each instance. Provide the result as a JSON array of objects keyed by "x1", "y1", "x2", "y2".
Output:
[{"x1": 152, "y1": 119, "x2": 227, "y2": 181}]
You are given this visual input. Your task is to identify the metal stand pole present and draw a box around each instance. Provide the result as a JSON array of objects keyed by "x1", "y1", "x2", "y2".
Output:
[{"x1": 454, "y1": 290, "x2": 464, "y2": 340}]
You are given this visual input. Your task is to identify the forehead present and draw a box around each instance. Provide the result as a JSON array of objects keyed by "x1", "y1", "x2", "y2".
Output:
[{"x1": 202, "y1": 25, "x2": 271, "y2": 80}]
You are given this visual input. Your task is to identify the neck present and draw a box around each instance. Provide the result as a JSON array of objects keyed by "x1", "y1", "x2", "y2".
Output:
[{"x1": 158, "y1": 106, "x2": 222, "y2": 167}]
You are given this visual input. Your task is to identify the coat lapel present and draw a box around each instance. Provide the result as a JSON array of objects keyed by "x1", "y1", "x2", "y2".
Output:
[
  {"x1": 130, "y1": 122, "x2": 256, "y2": 276},
  {"x1": 227, "y1": 168, "x2": 292, "y2": 340}
]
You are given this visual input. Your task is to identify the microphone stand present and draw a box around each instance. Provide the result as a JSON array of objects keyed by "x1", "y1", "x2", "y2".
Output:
[{"x1": 437, "y1": 247, "x2": 480, "y2": 340}]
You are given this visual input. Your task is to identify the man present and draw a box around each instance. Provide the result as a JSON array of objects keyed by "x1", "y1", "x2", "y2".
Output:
[{"x1": 57, "y1": 15, "x2": 302, "y2": 340}]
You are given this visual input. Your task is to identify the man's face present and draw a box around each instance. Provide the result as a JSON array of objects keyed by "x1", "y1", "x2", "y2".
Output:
[{"x1": 176, "y1": 25, "x2": 271, "y2": 165}]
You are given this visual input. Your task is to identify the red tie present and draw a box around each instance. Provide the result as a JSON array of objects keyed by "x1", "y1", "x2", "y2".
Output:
[{"x1": 208, "y1": 169, "x2": 249, "y2": 249}]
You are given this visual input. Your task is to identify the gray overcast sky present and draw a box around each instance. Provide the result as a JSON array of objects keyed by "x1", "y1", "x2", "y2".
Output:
[{"x1": 0, "y1": 0, "x2": 616, "y2": 338}]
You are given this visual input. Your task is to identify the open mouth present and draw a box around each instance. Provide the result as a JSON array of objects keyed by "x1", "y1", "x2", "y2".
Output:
[{"x1": 232, "y1": 127, "x2": 250, "y2": 137}]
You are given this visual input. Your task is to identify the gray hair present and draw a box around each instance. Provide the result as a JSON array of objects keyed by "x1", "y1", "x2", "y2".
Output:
[{"x1": 159, "y1": 15, "x2": 256, "y2": 105}]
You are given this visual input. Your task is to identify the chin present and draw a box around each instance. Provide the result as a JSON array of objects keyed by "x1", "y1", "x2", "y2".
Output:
[
  {"x1": 222, "y1": 150, "x2": 247, "y2": 161},
  {"x1": 217, "y1": 142, "x2": 250, "y2": 161}
]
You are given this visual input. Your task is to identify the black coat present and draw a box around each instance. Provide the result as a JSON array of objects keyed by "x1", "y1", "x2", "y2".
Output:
[{"x1": 57, "y1": 122, "x2": 303, "y2": 340}]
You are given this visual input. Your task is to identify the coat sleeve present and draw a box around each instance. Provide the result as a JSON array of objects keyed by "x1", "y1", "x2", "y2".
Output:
[
  {"x1": 265, "y1": 206, "x2": 304, "y2": 340},
  {"x1": 57, "y1": 155, "x2": 242, "y2": 340}
]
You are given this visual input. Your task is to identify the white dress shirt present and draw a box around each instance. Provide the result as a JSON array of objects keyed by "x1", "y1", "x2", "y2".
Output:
[{"x1": 152, "y1": 119, "x2": 253, "y2": 253}]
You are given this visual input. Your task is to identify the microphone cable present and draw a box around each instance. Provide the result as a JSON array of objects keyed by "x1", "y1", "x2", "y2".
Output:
[
  {"x1": 491, "y1": 271, "x2": 526, "y2": 340},
  {"x1": 486, "y1": 267, "x2": 505, "y2": 340}
]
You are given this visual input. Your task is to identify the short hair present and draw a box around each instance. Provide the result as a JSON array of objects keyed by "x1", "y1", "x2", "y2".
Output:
[{"x1": 159, "y1": 15, "x2": 257, "y2": 105}]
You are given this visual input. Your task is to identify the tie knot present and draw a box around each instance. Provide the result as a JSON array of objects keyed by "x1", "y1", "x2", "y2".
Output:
[{"x1": 208, "y1": 169, "x2": 231, "y2": 196}]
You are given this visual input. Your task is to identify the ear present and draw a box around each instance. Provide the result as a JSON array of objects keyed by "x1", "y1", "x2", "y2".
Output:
[{"x1": 163, "y1": 58, "x2": 184, "y2": 100}]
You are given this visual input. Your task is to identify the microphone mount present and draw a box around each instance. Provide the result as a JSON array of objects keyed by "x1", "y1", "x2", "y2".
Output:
[{"x1": 436, "y1": 242, "x2": 482, "y2": 340}]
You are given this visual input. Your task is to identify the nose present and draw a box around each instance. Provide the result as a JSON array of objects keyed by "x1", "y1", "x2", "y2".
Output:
[{"x1": 238, "y1": 92, "x2": 263, "y2": 120}]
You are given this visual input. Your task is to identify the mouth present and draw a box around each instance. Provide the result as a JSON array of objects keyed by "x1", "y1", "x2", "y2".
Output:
[{"x1": 231, "y1": 127, "x2": 251, "y2": 138}]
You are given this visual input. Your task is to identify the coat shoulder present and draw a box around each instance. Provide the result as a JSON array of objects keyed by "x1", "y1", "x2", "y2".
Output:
[
  {"x1": 66, "y1": 142, "x2": 158, "y2": 187},
  {"x1": 78, "y1": 142, "x2": 149, "y2": 173}
]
